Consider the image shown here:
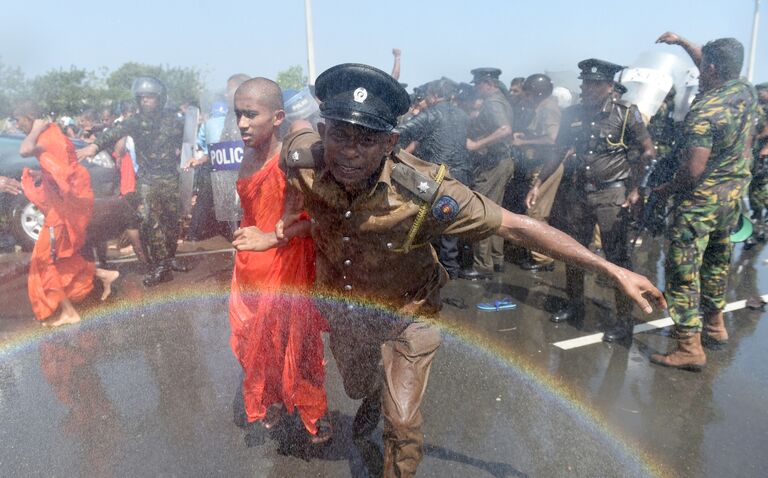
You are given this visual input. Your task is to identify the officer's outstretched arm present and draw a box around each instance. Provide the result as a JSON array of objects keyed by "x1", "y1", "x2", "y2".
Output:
[{"x1": 496, "y1": 210, "x2": 667, "y2": 313}]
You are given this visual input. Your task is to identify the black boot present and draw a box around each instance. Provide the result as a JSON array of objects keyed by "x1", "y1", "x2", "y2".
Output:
[
  {"x1": 167, "y1": 258, "x2": 191, "y2": 272},
  {"x1": 550, "y1": 302, "x2": 585, "y2": 324},
  {"x1": 603, "y1": 319, "x2": 634, "y2": 343},
  {"x1": 143, "y1": 264, "x2": 173, "y2": 287},
  {"x1": 353, "y1": 395, "x2": 381, "y2": 439}
]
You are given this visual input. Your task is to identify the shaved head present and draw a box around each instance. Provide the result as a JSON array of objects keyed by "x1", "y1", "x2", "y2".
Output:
[{"x1": 234, "y1": 78, "x2": 284, "y2": 113}]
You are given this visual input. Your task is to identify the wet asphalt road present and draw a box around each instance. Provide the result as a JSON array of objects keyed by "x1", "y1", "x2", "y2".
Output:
[{"x1": 0, "y1": 237, "x2": 767, "y2": 477}]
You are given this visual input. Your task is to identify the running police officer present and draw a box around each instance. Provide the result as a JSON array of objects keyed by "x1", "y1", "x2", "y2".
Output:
[
  {"x1": 77, "y1": 76, "x2": 189, "y2": 287},
  {"x1": 267, "y1": 63, "x2": 665, "y2": 477},
  {"x1": 539, "y1": 59, "x2": 655, "y2": 343}
]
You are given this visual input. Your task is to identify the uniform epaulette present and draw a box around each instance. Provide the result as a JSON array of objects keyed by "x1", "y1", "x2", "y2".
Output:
[
  {"x1": 390, "y1": 149, "x2": 441, "y2": 203},
  {"x1": 281, "y1": 129, "x2": 321, "y2": 169}
]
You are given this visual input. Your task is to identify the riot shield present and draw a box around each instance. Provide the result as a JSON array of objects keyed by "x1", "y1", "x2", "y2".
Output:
[
  {"x1": 179, "y1": 106, "x2": 199, "y2": 217},
  {"x1": 284, "y1": 87, "x2": 321, "y2": 130},
  {"x1": 209, "y1": 140, "x2": 244, "y2": 222},
  {"x1": 672, "y1": 67, "x2": 699, "y2": 122},
  {"x1": 618, "y1": 51, "x2": 686, "y2": 122}
]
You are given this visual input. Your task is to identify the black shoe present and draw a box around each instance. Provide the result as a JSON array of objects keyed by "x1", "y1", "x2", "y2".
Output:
[
  {"x1": 519, "y1": 259, "x2": 555, "y2": 272},
  {"x1": 353, "y1": 396, "x2": 381, "y2": 439},
  {"x1": 744, "y1": 236, "x2": 758, "y2": 250},
  {"x1": 309, "y1": 415, "x2": 333, "y2": 445},
  {"x1": 143, "y1": 265, "x2": 173, "y2": 287},
  {"x1": 551, "y1": 303, "x2": 584, "y2": 324},
  {"x1": 603, "y1": 320, "x2": 634, "y2": 343},
  {"x1": 459, "y1": 269, "x2": 492, "y2": 281},
  {"x1": 494, "y1": 264, "x2": 505, "y2": 273},
  {"x1": 167, "y1": 258, "x2": 191, "y2": 272}
]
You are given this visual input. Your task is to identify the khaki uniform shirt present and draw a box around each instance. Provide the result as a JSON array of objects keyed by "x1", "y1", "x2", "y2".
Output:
[{"x1": 281, "y1": 130, "x2": 503, "y2": 313}]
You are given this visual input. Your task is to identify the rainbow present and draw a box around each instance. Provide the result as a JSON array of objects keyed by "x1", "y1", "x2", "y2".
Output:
[{"x1": 0, "y1": 285, "x2": 670, "y2": 477}]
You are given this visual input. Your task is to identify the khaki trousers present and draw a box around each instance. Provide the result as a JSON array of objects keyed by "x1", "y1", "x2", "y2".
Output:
[
  {"x1": 323, "y1": 302, "x2": 442, "y2": 478},
  {"x1": 526, "y1": 163, "x2": 564, "y2": 264},
  {"x1": 472, "y1": 158, "x2": 515, "y2": 272}
]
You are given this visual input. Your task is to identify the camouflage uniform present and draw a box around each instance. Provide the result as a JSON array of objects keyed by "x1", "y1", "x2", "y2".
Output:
[
  {"x1": 747, "y1": 104, "x2": 768, "y2": 221},
  {"x1": 666, "y1": 79, "x2": 759, "y2": 330},
  {"x1": 93, "y1": 111, "x2": 184, "y2": 265}
]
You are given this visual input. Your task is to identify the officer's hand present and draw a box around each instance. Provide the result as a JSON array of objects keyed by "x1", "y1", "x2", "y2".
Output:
[
  {"x1": 232, "y1": 226, "x2": 281, "y2": 252},
  {"x1": 76, "y1": 144, "x2": 98, "y2": 161},
  {"x1": 656, "y1": 32, "x2": 682, "y2": 45},
  {"x1": 275, "y1": 190, "x2": 305, "y2": 242},
  {"x1": 466, "y1": 138, "x2": 479, "y2": 152},
  {"x1": 525, "y1": 185, "x2": 539, "y2": 209},
  {"x1": 621, "y1": 187, "x2": 641, "y2": 208},
  {"x1": 0, "y1": 176, "x2": 22, "y2": 195},
  {"x1": 511, "y1": 132, "x2": 525, "y2": 147},
  {"x1": 611, "y1": 266, "x2": 667, "y2": 314}
]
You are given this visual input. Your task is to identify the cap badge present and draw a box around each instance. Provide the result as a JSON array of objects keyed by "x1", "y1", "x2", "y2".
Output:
[
  {"x1": 353, "y1": 87, "x2": 368, "y2": 103},
  {"x1": 291, "y1": 150, "x2": 300, "y2": 162},
  {"x1": 417, "y1": 181, "x2": 430, "y2": 194}
]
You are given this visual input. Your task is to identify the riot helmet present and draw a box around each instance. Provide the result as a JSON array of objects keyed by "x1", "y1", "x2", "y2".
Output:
[
  {"x1": 523, "y1": 74, "x2": 553, "y2": 99},
  {"x1": 131, "y1": 76, "x2": 167, "y2": 108}
]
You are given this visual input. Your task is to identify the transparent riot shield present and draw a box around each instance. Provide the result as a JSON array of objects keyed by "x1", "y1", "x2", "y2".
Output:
[
  {"x1": 179, "y1": 106, "x2": 199, "y2": 217},
  {"x1": 284, "y1": 87, "x2": 321, "y2": 130},
  {"x1": 618, "y1": 51, "x2": 687, "y2": 122},
  {"x1": 208, "y1": 108, "x2": 243, "y2": 223},
  {"x1": 672, "y1": 67, "x2": 699, "y2": 122}
]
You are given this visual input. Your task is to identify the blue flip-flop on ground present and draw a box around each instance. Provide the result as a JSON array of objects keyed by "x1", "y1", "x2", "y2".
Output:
[{"x1": 476, "y1": 299, "x2": 517, "y2": 311}]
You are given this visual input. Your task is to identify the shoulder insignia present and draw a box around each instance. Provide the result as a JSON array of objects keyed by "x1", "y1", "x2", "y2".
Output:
[
  {"x1": 432, "y1": 195, "x2": 460, "y2": 222},
  {"x1": 391, "y1": 162, "x2": 439, "y2": 203},
  {"x1": 281, "y1": 130, "x2": 321, "y2": 169}
]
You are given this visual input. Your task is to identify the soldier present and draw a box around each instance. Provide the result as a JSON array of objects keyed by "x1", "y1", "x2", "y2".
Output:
[
  {"x1": 270, "y1": 63, "x2": 665, "y2": 477},
  {"x1": 396, "y1": 78, "x2": 470, "y2": 278},
  {"x1": 513, "y1": 74, "x2": 562, "y2": 272},
  {"x1": 461, "y1": 67, "x2": 515, "y2": 280},
  {"x1": 651, "y1": 34, "x2": 759, "y2": 370},
  {"x1": 538, "y1": 59, "x2": 656, "y2": 343},
  {"x1": 744, "y1": 83, "x2": 768, "y2": 248},
  {"x1": 76, "y1": 76, "x2": 189, "y2": 287}
]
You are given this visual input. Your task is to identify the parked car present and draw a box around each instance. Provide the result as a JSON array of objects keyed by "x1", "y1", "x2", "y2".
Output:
[{"x1": 0, "y1": 133, "x2": 119, "y2": 251}]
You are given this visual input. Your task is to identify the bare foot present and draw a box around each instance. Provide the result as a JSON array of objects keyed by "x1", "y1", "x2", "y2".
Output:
[
  {"x1": 96, "y1": 268, "x2": 120, "y2": 301},
  {"x1": 43, "y1": 309, "x2": 81, "y2": 327}
]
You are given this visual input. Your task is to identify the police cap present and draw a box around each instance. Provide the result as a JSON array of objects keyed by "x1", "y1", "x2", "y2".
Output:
[
  {"x1": 315, "y1": 63, "x2": 410, "y2": 132},
  {"x1": 470, "y1": 67, "x2": 502, "y2": 84},
  {"x1": 578, "y1": 59, "x2": 625, "y2": 82}
]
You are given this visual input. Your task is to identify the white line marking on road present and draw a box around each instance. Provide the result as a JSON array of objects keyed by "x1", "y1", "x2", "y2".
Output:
[
  {"x1": 553, "y1": 294, "x2": 768, "y2": 350},
  {"x1": 109, "y1": 248, "x2": 234, "y2": 264}
]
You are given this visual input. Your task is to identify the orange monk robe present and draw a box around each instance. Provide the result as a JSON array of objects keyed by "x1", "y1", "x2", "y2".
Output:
[
  {"x1": 229, "y1": 153, "x2": 328, "y2": 435},
  {"x1": 114, "y1": 150, "x2": 136, "y2": 196},
  {"x1": 21, "y1": 125, "x2": 95, "y2": 321}
]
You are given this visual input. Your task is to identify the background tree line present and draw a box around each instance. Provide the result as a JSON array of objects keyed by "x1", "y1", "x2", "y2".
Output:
[
  {"x1": 0, "y1": 59, "x2": 308, "y2": 119},
  {"x1": 0, "y1": 59, "x2": 205, "y2": 118}
]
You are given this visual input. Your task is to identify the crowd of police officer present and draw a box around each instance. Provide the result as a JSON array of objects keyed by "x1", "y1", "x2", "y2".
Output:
[{"x1": 392, "y1": 50, "x2": 768, "y2": 347}]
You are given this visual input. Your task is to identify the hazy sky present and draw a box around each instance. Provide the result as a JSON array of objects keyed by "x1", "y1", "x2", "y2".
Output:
[{"x1": 2, "y1": 0, "x2": 765, "y2": 92}]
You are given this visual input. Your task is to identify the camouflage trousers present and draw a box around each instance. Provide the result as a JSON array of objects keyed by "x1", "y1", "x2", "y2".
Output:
[
  {"x1": 665, "y1": 199, "x2": 739, "y2": 330},
  {"x1": 748, "y1": 174, "x2": 768, "y2": 219},
  {"x1": 137, "y1": 177, "x2": 180, "y2": 265}
]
